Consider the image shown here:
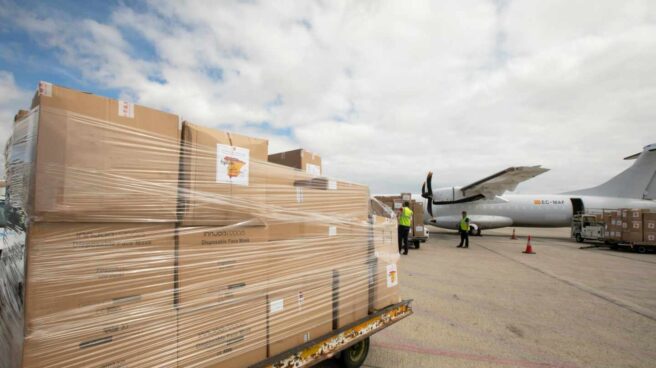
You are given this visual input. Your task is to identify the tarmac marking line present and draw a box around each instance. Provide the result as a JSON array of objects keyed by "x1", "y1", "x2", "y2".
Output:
[
  {"x1": 476, "y1": 242, "x2": 656, "y2": 323},
  {"x1": 372, "y1": 341, "x2": 578, "y2": 368}
]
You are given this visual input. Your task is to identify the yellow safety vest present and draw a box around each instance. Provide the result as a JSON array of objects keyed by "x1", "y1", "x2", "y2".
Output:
[
  {"x1": 460, "y1": 217, "x2": 470, "y2": 231},
  {"x1": 399, "y1": 207, "x2": 413, "y2": 227}
]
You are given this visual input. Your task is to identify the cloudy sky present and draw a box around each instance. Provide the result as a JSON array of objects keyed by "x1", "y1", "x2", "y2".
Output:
[{"x1": 1, "y1": 0, "x2": 655, "y2": 194}]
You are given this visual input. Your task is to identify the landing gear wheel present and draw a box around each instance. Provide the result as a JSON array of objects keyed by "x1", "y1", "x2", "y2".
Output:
[
  {"x1": 413, "y1": 240, "x2": 420, "y2": 249},
  {"x1": 575, "y1": 234, "x2": 583, "y2": 243},
  {"x1": 339, "y1": 338, "x2": 370, "y2": 368},
  {"x1": 476, "y1": 228, "x2": 482, "y2": 236}
]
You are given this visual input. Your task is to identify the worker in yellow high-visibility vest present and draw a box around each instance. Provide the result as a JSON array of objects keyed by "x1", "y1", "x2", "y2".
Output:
[
  {"x1": 397, "y1": 201, "x2": 413, "y2": 255},
  {"x1": 457, "y1": 211, "x2": 470, "y2": 248}
]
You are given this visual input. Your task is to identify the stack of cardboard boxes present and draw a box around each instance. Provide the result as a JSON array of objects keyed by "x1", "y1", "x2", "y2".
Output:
[
  {"x1": 645, "y1": 213, "x2": 656, "y2": 244},
  {"x1": 374, "y1": 194, "x2": 426, "y2": 240},
  {"x1": 602, "y1": 209, "x2": 656, "y2": 245},
  {"x1": 1, "y1": 82, "x2": 401, "y2": 368},
  {"x1": 620, "y1": 209, "x2": 645, "y2": 243},
  {"x1": 9, "y1": 83, "x2": 180, "y2": 368},
  {"x1": 604, "y1": 210, "x2": 622, "y2": 241}
]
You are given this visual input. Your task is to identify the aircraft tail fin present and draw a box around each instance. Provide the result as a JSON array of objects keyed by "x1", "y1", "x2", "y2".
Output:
[{"x1": 567, "y1": 144, "x2": 656, "y2": 199}]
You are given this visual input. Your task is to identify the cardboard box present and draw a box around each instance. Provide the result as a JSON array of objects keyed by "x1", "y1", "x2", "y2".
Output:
[
  {"x1": 9, "y1": 82, "x2": 181, "y2": 222},
  {"x1": 621, "y1": 231, "x2": 643, "y2": 243},
  {"x1": 268, "y1": 148, "x2": 322, "y2": 176},
  {"x1": 263, "y1": 163, "x2": 370, "y2": 225},
  {"x1": 412, "y1": 201, "x2": 425, "y2": 237},
  {"x1": 179, "y1": 121, "x2": 269, "y2": 226},
  {"x1": 22, "y1": 311, "x2": 177, "y2": 368},
  {"x1": 334, "y1": 263, "x2": 369, "y2": 328},
  {"x1": 177, "y1": 298, "x2": 267, "y2": 368},
  {"x1": 24, "y1": 223, "x2": 175, "y2": 323},
  {"x1": 644, "y1": 232, "x2": 656, "y2": 244},
  {"x1": 644, "y1": 213, "x2": 656, "y2": 231},
  {"x1": 176, "y1": 225, "x2": 269, "y2": 309},
  {"x1": 267, "y1": 271, "x2": 333, "y2": 356},
  {"x1": 371, "y1": 217, "x2": 401, "y2": 311},
  {"x1": 622, "y1": 220, "x2": 642, "y2": 232}
]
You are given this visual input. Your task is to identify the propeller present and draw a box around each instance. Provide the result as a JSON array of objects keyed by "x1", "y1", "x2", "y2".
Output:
[{"x1": 421, "y1": 171, "x2": 434, "y2": 217}]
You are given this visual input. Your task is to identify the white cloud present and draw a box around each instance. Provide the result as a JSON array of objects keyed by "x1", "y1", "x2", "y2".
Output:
[
  {"x1": 0, "y1": 71, "x2": 32, "y2": 179},
  {"x1": 2, "y1": 0, "x2": 655, "y2": 194}
]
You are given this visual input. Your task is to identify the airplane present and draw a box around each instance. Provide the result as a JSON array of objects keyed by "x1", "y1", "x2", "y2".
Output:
[{"x1": 420, "y1": 143, "x2": 656, "y2": 235}]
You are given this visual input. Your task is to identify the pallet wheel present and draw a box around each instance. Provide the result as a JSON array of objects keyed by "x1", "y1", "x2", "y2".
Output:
[{"x1": 339, "y1": 338, "x2": 370, "y2": 368}]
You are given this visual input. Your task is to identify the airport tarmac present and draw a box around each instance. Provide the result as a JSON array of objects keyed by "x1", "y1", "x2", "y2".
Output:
[{"x1": 320, "y1": 227, "x2": 656, "y2": 368}]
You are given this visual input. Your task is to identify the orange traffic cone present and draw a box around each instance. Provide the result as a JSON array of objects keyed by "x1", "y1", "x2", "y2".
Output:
[
  {"x1": 511, "y1": 229, "x2": 517, "y2": 240},
  {"x1": 523, "y1": 235, "x2": 535, "y2": 254}
]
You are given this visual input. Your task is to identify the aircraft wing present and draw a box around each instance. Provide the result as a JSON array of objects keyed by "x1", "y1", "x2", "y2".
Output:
[{"x1": 460, "y1": 166, "x2": 549, "y2": 199}]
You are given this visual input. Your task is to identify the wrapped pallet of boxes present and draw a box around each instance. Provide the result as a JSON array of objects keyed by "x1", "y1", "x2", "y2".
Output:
[
  {"x1": 3, "y1": 82, "x2": 180, "y2": 367},
  {"x1": 2, "y1": 82, "x2": 388, "y2": 368}
]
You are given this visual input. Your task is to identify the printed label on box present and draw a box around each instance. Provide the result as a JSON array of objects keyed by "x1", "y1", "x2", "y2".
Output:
[
  {"x1": 328, "y1": 226, "x2": 337, "y2": 237},
  {"x1": 217, "y1": 144, "x2": 250, "y2": 186},
  {"x1": 328, "y1": 180, "x2": 337, "y2": 190},
  {"x1": 415, "y1": 226, "x2": 424, "y2": 233},
  {"x1": 306, "y1": 163, "x2": 321, "y2": 176},
  {"x1": 38, "y1": 81, "x2": 52, "y2": 97},
  {"x1": 386, "y1": 264, "x2": 398, "y2": 288},
  {"x1": 402, "y1": 194, "x2": 411, "y2": 201},
  {"x1": 270, "y1": 299, "x2": 284, "y2": 314},
  {"x1": 298, "y1": 291, "x2": 304, "y2": 309},
  {"x1": 118, "y1": 100, "x2": 135, "y2": 118},
  {"x1": 648, "y1": 223, "x2": 655, "y2": 229},
  {"x1": 393, "y1": 202, "x2": 402, "y2": 209}
]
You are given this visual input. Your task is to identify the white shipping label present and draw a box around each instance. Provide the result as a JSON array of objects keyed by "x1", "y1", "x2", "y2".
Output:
[
  {"x1": 393, "y1": 202, "x2": 402, "y2": 209},
  {"x1": 328, "y1": 226, "x2": 337, "y2": 237},
  {"x1": 402, "y1": 194, "x2": 411, "y2": 201},
  {"x1": 306, "y1": 163, "x2": 321, "y2": 176},
  {"x1": 118, "y1": 100, "x2": 135, "y2": 118},
  {"x1": 270, "y1": 299, "x2": 284, "y2": 314},
  {"x1": 296, "y1": 187, "x2": 304, "y2": 203},
  {"x1": 38, "y1": 81, "x2": 52, "y2": 96},
  {"x1": 648, "y1": 234, "x2": 655, "y2": 241},
  {"x1": 216, "y1": 144, "x2": 250, "y2": 186},
  {"x1": 415, "y1": 226, "x2": 424, "y2": 233},
  {"x1": 386, "y1": 264, "x2": 399, "y2": 288},
  {"x1": 648, "y1": 223, "x2": 655, "y2": 229},
  {"x1": 633, "y1": 222, "x2": 640, "y2": 229},
  {"x1": 328, "y1": 180, "x2": 337, "y2": 190},
  {"x1": 298, "y1": 291, "x2": 304, "y2": 309}
]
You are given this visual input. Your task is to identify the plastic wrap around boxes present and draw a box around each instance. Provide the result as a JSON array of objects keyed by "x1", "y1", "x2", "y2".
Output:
[{"x1": 0, "y1": 82, "x2": 401, "y2": 368}]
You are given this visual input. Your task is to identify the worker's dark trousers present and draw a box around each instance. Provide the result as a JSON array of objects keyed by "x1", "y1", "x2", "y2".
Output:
[
  {"x1": 398, "y1": 225, "x2": 410, "y2": 254},
  {"x1": 459, "y1": 230, "x2": 469, "y2": 248}
]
